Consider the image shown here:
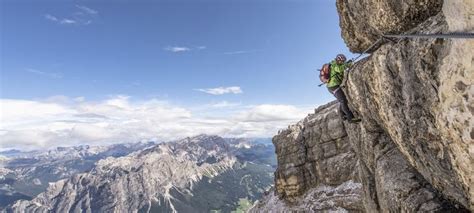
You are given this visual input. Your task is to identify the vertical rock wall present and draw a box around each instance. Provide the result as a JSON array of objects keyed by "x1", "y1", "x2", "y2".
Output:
[
  {"x1": 437, "y1": 1, "x2": 474, "y2": 209},
  {"x1": 340, "y1": 0, "x2": 473, "y2": 209},
  {"x1": 254, "y1": 0, "x2": 473, "y2": 212}
]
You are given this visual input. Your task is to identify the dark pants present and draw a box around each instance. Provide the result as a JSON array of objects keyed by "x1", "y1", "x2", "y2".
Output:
[{"x1": 328, "y1": 87, "x2": 354, "y2": 120}]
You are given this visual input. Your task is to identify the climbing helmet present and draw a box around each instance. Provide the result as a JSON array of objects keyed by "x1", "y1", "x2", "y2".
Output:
[{"x1": 336, "y1": 54, "x2": 346, "y2": 63}]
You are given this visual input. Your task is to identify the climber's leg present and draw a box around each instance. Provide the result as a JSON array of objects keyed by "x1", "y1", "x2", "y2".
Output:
[
  {"x1": 339, "y1": 104, "x2": 347, "y2": 120},
  {"x1": 328, "y1": 87, "x2": 360, "y2": 123},
  {"x1": 333, "y1": 88, "x2": 354, "y2": 120}
]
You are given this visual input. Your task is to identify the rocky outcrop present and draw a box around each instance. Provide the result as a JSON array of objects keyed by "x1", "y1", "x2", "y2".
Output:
[
  {"x1": 336, "y1": 0, "x2": 443, "y2": 53},
  {"x1": 253, "y1": 102, "x2": 465, "y2": 212},
  {"x1": 257, "y1": 102, "x2": 363, "y2": 212},
  {"x1": 252, "y1": 180, "x2": 363, "y2": 212},
  {"x1": 272, "y1": 102, "x2": 357, "y2": 201},
  {"x1": 253, "y1": 0, "x2": 473, "y2": 212}
]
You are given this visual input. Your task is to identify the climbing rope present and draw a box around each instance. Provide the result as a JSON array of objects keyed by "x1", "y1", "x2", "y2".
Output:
[
  {"x1": 351, "y1": 32, "x2": 474, "y2": 63},
  {"x1": 383, "y1": 32, "x2": 474, "y2": 39},
  {"x1": 318, "y1": 32, "x2": 474, "y2": 87},
  {"x1": 351, "y1": 37, "x2": 383, "y2": 62}
]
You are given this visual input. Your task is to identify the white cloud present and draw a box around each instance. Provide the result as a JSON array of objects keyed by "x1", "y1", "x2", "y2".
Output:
[
  {"x1": 44, "y1": 5, "x2": 97, "y2": 26},
  {"x1": 210, "y1": 101, "x2": 241, "y2": 108},
  {"x1": 223, "y1": 49, "x2": 260, "y2": 55},
  {"x1": 74, "y1": 97, "x2": 86, "y2": 102},
  {"x1": 196, "y1": 86, "x2": 243, "y2": 95},
  {"x1": 26, "y1": 68, "x2": 63, "y2": 79},
  {"x1": 44, "y1": 14, "x2": 77, "y2": 25},
  {"x1": 164, "y1": 46, "x2": 192, "y2": 53},
  {"x1": 164, "y1": 46, "x2": 208, "y2": 53},
  {"x1": 60, "y1": 19, "x2": 77, "y2": 25},
  {"x1": 235, "y1": 105, "x2": 307, "y2": 122},
  {"x1": 75, "y1": 5, "x2": 98, "y2": 15},
  {"x1": 0, "y1": 96, "x2": 313, "y2": 150},
  {"x1": 44, "y1": 14, "x2": 58, "y2": 22},
  {"x1": 0, "y1": 99, "x2": 74, "y2": 126}
]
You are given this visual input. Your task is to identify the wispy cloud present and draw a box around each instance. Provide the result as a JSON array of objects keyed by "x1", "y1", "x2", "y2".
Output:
[
  {"x1": 0, "y1": 96, "x2": 312, "y2": 150},
  {"x1": 44, "y1": 5, "x2": 98, "y2": 26},
  {"x1": 26, "y1": 68, "x2": 63, "y2": 79},
  {"x1": 223, "y1": 49, "x2": 260, "y2": 55},
  {"x1": 60, "y1": 19, "x2": 77, "y2": 25},
  {"x1": 195, "y1": 86, "x2": 243, "y2": 95},
  {"x1": 210, "y1": 101, "x2": 241, "y2": 108},
  {"x1": 164, "y1": 46, "x2": 191, "y2": 53},
  {"x1": 44, "y1": 14, "x2": 58, "y2": 22},
  {"x1": 75, "y1": 5, "x2": 98, "y2": 15},
  {"x1": 44, "y1": 14, "x2": 78, "y2": 25},
  {"x1": 164, "y1": 46, "x2": 206, "y2": 53}
]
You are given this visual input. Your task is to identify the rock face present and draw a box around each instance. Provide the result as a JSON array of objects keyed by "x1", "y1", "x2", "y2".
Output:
[
  {"x1": 337, "y1": 0, "x2": 443, "y2": 53},
  {"x1": 253, "y1": 103, "x2": 465, "y2": 212},
  {"x1": 252, "y1": 180, "x2": 363, "y2": 212},
  {"x1": 253, "y1": 0, "x2": 473, "y2": 212},
  {"x1": 437, "y1": 1, "x2": 474, "y2": 208},
  {"x1": 274, "y1": 102, "x2": 360, "y2": 206},
  {"x1": 343, "y1": 1, "x2": 473, "y2": 209},
  {"x1": 251, "y1": 102, "x2": 364, "y2": 212}
]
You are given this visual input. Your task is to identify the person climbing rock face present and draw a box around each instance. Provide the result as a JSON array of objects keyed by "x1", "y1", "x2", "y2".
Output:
[{"x1": 323, "y1": 54, "x2": 362, "y2": 123}]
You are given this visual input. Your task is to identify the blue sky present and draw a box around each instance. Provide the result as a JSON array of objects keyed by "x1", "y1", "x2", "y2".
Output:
[{"x1": 0, "y1": 0, "x2": 355, "y2": 149}]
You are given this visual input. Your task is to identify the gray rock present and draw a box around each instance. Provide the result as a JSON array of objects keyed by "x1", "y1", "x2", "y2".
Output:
[
  {"x1": 254, "y1": 0, "x2": 473, "y2": 211},
  {"x1": 250, "y1": 180, "x2": 363, "y2": 212},
  {"x1": 271, "y1": 102, "x2": 362, "y2": 210},
  {"x1": 343, "y1": 11, "x2": 473, "y2": 210},
  {"x1": 336, "y1": 0, "x2": 443, "y2": 53}
]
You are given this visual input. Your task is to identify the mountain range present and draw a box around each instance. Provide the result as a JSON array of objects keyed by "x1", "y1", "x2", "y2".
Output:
[{"x1": 1, "y1": 135, "x2": 276, "y2": 212}]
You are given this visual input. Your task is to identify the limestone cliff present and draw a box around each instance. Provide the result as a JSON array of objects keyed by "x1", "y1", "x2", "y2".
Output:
[{"x1": 252, "y1": 0, "x2": 473, "y2": 212}]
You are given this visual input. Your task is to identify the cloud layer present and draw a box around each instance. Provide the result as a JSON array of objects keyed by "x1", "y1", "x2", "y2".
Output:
[
  {"x1": 196, "y1": 86, "x2": 243, "y2": 95},
  {"x1": 0, "y1": 96, "x2": 312, "y2": 150}
]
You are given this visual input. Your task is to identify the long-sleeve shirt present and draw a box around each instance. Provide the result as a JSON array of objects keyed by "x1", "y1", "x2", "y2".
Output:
[{"x1": 327, "y1": 60, "x2": 351, "y2": 88}]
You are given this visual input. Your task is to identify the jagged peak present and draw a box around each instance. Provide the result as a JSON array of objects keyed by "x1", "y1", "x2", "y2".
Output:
[{"x1": 176, "y1": 134, "x2": 225, "y2": 144}]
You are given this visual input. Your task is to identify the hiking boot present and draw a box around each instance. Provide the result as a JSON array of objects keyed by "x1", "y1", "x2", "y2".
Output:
[{"x1": 349, "y1": 118, "x2": 362, "y2": 123}]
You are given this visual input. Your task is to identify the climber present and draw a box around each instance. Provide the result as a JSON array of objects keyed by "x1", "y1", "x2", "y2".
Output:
[{"x1": 320, "y1": 54, "x2": 362, "y2": 123}]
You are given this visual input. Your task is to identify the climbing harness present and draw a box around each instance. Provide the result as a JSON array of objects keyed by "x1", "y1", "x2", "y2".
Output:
[{"x1": 317, "y1": 32, "x2": 474, "y2": 87}]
